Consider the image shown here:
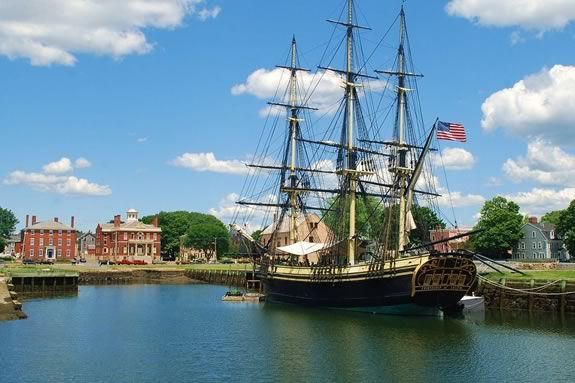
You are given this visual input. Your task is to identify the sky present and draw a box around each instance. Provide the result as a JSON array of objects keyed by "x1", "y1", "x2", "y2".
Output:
[{"x1": 1, "y1": 0, "x2": 575, "y2": 232}]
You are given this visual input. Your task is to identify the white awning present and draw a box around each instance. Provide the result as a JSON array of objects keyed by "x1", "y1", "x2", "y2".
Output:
[{"x1": 276, "y1": 241, "x2": 330, "y2": 256}]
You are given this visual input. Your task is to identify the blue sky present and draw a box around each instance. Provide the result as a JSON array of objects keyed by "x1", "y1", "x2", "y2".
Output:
[{"x1": 1, "y1": 0, "x2": 575, "y2": 232}]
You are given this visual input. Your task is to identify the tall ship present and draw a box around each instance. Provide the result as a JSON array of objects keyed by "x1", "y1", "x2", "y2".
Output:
[{"x1": 232, "y1": 0, "x2": 476, "y2": 315}]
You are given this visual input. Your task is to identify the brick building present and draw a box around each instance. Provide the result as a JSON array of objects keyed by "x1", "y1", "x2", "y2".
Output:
[
  {"x1": 95, "y1": 209, "x2": 161, "y2": 262},
  {"x1": 21, "y1": 215, "x2": 77, "y2": 261},
  {"x1": 429, "y1": 227, "x2": 471, "y2": 253}
]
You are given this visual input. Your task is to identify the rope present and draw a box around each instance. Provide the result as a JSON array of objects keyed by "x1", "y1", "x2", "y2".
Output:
[{"x1": 478, "y1": 275, "x2": 575, "y2": 296}]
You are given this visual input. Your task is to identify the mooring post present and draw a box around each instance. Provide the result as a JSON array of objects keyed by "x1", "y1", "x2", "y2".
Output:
[
  {"x1": 499, "y1": 278, "x2": 506, "y2": 311},
  {"x1": 560, "y1": 280, "x2": 566, "y2": 315},
  {"x1": 528, "y1": 279, "x2": 534, "y2": 312}
]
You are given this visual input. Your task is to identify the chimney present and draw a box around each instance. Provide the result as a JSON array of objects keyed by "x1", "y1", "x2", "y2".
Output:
[
  {"x1": 114, "y1": 215, "x2": 121, "y2": 228},
  {"x1": 71, "y1": 216, "x2": 75, "y2": 228},
  {"x1": 32, "y1": 215, "x2": 37, "y2": 225},
  {"x1": 529, "y1": 216, "x2": 538, "y2": 224},
  {"x1": 54, "y1": 217, "x2": 59, "y2": 223},
  {"x1": 152, "y1": 216, "x2": 159, "y2": 228},
  {"x1": 25, "y1": 215, "x2": 29, "y2": 227}
]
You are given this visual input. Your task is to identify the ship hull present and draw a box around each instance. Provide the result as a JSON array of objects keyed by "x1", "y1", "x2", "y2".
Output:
[{"x1": 258, "y1": 254, "x2": 476, "y2": 315}]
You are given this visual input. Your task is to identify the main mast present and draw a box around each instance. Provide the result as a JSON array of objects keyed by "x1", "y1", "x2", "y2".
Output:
[
  {"x1": 345, "y1": 0, "x2": 357, "y2": 265},
  {"x1": 287, "y1": 37, "x2": 300, "y2": 245},
  {"x1": 396, "y1": 7, "x2": 409, "y2": 252}
]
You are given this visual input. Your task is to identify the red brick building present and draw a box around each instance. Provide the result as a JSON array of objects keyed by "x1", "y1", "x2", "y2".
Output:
[
  {"x1": 95, "y1": 209, "x2": 161, "y2": 261},
  {"x1": 429, "y1": 228, "x2": 471, "y2": 253},
  {"x1": 21, "y1": 215, "x2": 77, "y2": 261}
]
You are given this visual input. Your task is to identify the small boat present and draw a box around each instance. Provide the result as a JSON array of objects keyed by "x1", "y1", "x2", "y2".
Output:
[{"x1": 222, "y1": 288, "x2": 244, "y2": 301}]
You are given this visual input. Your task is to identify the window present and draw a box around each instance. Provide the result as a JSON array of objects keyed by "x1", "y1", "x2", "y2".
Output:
[
  {"x1": 521, "y1": 243, "x2": 525, "y2": 250},
  {"x1": 138, "y1": 232, "x2": 144, "y2": 240},
  {"x1": 38, "y1": 249, "x2": 43, "y2": 257},
  {"x1": 49, "y1": 238, "x2": 53, "y2": 246},
  {"x1": 154, "y1": 233, "x2": 157, "y2": 240},
  {"x1": 124, "y1": 232, "x2": 128, "y2": 240},
  {"x1": 29, "y1": 250, "x2": 34, "y2": 257},
  {"x1": 539, "y1": 252, "x2": 544, "y2": 258},
  {"x1": 152, "y1": 247, "x2": 156, "y2": 254},
  {"x1": 532, "y1": 243, "x2": 536, "y2": 249},
  {"x1": 538, "y1": 242, "x2": 542, "y2": 249},
  {"x1": 284, "y1": 238, "x2": 287, "y2": 245},
  {"x1": 104, "y1": 248, "x2": 108, "y2": 254},
  {"x1": 58, "y1": 249, "x2": 62, "y2": 257},
  {"x1": 532, "y1": 231, "x2": 536, "y2": 238},
  {"x1": 123, "y1": 247, "x2": 127, "y2": 254},
  {"x1": 104, "y1": 238, "x2": 108, "y2": 245},
  {"x1": 39, "y1": 238, "x2": 44, "y2": 246},
  {"x1": 40, "y1": 229, "x2": 44, "y2": 234},
  {"x1": 49, "y1": 230, "x2": 53, "y2": 235},
  {"x1": 66, "y1": 250, "x2": 70, "y2": 257},
  {"x1": 67, "y1": 239, "x2": 71, "y2": 246},
  {"x1": 30, "y1": 238, "x2": 35, "y2": 245},
  {"x1": 30, "y1": 229, "x2": 35, "y2": 234},
  {"x1": 58, "y1": 230, "x2": 62, "y2": 235},
  {"x1": 58, "y1": 239, "x2": 62, "y2": 246},
  {"x1": 533, "y1": 252, "x2": 537, "y2": 258},
  {"x1": 309, "y1": 236, "x2": 314, "y2": 243}
]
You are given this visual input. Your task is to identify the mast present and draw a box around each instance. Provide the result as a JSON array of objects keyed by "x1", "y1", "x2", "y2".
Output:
[
  {"x1": 345, "y1": 0, "x2": 357, "y2": 265},
  {"x1": 288, "y1": 37, "x2": 299, "y2": 245},
  {"x1": 396, "y1": 7, "x2": 409, "y2": 252}
]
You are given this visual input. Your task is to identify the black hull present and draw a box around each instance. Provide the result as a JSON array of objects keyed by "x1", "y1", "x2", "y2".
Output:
[{"x1": 259, "y1": 255, "x2": 476, "y2": 313}]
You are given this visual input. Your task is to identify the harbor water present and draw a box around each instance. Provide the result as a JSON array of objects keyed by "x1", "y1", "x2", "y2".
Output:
[{"x1": 1, "y1": 284, "x2": 574, "y2": 383}]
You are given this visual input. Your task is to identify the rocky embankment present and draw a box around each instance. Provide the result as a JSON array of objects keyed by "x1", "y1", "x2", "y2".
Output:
[{"x1": 0, "y1": 277, "x2": 26, "y2": 321}]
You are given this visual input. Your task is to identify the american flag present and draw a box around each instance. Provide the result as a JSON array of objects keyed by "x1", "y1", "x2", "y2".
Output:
[{"x1": 436, "y1": 121, "x2": 466, "y2": 142}]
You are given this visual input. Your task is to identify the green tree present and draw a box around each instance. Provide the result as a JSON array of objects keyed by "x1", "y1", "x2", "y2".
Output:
[
  {"x1": 323, "y1": 196, "x2": 386, "y2": 239},
  {"x1": 410, "y1": 205, "x2": 446, "y2": 245},
  {"x1": 251, "y1": 229, "x2": 263, "y2": 242},
  {"x1": 183, "y1": 217, "x2": 230, "y2": 260},
  {"x1": 142, "y1": 211, "x2": 231, "y2": 259},
  {"x1": 0, "y1": 206, "x2": 18, "y2": 238},
  {"x1": 555, "y1": 200, "x2": 575, "y2": 255},
  {"x1": 541, "y1": 210, "x2": 564, "y2": 226},
  {"x1": 472, "y1": 196, "x2": 523, "y2": 258},
  {"x1": 0, "y1": 237, "x2": 5, "y2": 253}
]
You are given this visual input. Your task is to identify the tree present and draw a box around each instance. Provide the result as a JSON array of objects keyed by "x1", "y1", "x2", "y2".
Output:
[
  {"x1": 142, "y1": 211, "x2": 231, "y2": 259},
  {"x1": 183, "y1": 217, "x2": 230, "y2": 260},
  {"x1": 251, "y1": 229, "x2": 263, "y2": 242},
  {"x1": 410, "y1": 205, "x2": 445, "y2": 245},
  {"x1": 472, "y1": 196, "x2": 523, "y2": 258},
  {"x1": 322, "y1": 196, "x2": 444, "y2": 245},
  {"x1": 323, "y1": 196, "x2": 386, "y2": 239},
  {"x1": 0, "y1": 237, "x2": 5, "y2": 253},
  {"x1": 542, "y1": 210, "x2": 564, "y2": 226},
  {"x1": 555, "y1": 200, "x2": 575, "y2": 256},
  {"x1": 0, "y1": 206, "x2": 18, "y2": 239}
]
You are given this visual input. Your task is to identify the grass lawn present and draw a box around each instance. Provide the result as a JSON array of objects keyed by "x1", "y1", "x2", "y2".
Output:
[
  {"x1": 483, "y1": 270, "x2": 575, "y2": 282},
  {"x1": 0, "y1": 262, "x2": 255, "y2": 276}
]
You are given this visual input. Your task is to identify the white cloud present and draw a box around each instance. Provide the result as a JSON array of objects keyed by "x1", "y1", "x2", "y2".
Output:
[
  {"x1": 481, "y1": 65, "x2": 575, "y2": 144},
  {"x1": 432, "y1": 147, "x2": 476, "y2": 170},
  {"x1": 209, "y1": 192, "x2": 276, "y2": 231},
  {"x1": 172, "y1": 152, "x2": 247, "y2": 175},
  {"x1": 137, "y1": 137, "x2": 148, "y2": 143},
  {"x1": 4, "y1": 171, "x2": 111, "y2": 196},
  {"x1": 505, "y1": 187, "x2": 575, "y2": 215},
  {"x1": 438, "y1": 191, "x2": 485, "y2": 208},
  {"x1": 74, "y1": 157, "x2": 92, "y2": 169},
  {"x1": 197, "y1": 5, "x2": 221, "y2": 21},
  {"x1": 446, "y1": 0, "x2": 575, "y2": 31},
  {"x1": 485, "y1": 176, "x2": 502, "y2": 187},
  {"x1": 232, "y1": 68, "x2": 387, "y2": 115},
  {"x1": 42, "y1": 157, "x2": 73, "y2": 174},
  {"x1": 503, "y1": 138, "x2": 575, "y2": 186},
  {"x1": 0, "y1": 0, "x2": 220, "y2": 66},
  {"x1": 3, "y1": 157, "x2": 110, "y2": 196}
]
